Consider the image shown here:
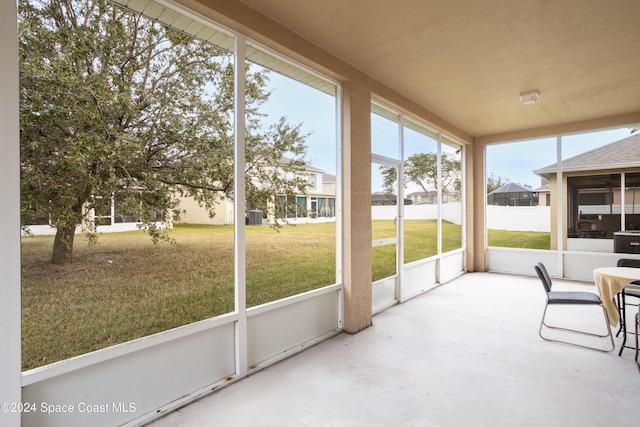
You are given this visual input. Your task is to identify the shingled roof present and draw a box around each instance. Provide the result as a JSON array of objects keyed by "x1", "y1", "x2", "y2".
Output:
[
  {"x1": 534, "y1": 133, "x2": 640, "y2": 179},
  {"x1": 488, "y1": 182, "x2": 533, "y2": 195}
]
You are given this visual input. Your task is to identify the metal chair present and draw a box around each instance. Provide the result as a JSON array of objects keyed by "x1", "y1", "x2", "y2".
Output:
[
  {"x1": 615, "y1": 259, "x2": 640, "y2": 356},
  {"x1": 534, "y1": 262, "x2": 614, "y2": 352}
]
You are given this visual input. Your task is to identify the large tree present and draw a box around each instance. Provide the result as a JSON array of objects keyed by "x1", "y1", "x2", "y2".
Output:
[
  {"x1": 19, "y1": 0, "x2": 309, "y2": 263},
  {"x1": 381, "y1": 152, "x2": 461, "y2": 203}
]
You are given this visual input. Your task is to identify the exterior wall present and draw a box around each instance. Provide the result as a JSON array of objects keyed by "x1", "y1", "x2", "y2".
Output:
[
  {"x1": 538, "y1": 190, "x2": 550, "y2": 206},
  {"x1": 176, "y1": 196, "x2": 234, "y2": 225}
]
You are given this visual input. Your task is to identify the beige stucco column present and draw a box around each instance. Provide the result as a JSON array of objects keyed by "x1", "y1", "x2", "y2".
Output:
[
  {"x1": 468, "y1": 139, "x2": 487, "y2": 272},
  {"x1": 341, "y1": 80, "x2": 372, "y2": 333}
]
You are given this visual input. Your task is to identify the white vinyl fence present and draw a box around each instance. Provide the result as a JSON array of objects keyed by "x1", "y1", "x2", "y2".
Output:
[
  {"x1": 486, "y1": 205, "x2": 550, "y2": 232},
  {"x1": 372, "y1": 203, "x2": 462, "y2": 224},
  {"x1": 372, "y1": 203, "x2": 549, "y2": 232}
]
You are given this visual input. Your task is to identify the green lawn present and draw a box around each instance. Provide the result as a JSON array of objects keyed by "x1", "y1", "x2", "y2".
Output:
[
  {"x1": 21, "y1": 221, "x2": 543, "y2": 370},
  {"x1": 372, "y1": 220, "x2": 462, "y2": 281},
  {"x1": 21, "y1": 223, "x2": 336, "y2": 370},
  {"x1": 488, "y1": 229, "x2": 550, "y2": 249}
]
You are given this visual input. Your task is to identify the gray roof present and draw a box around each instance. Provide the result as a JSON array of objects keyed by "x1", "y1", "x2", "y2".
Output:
[
  {"x1": 488, "y1": 182, "x2": 532, "y2": 195},
  {"x1": 534, "y1": 133, "x2": 640, "y2": 178}
]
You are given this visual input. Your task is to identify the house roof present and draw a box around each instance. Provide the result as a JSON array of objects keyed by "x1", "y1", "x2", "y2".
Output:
[
  {"x1": 534, "y1": 133, "x2": 640, "y2": 179},
  {"x1": 488, "y1": 182, "x2": 533, "y2": 195}
]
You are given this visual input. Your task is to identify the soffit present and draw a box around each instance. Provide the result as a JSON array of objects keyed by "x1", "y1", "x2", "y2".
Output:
[
  {"x1": 237, "y1": 0, "x2": 640, "y2": 139},
  {"x1": 110, "y1": 0, "x2": 337, "y2": 95}
]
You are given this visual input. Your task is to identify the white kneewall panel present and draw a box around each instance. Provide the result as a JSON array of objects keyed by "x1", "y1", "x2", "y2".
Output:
[
  {"x1": 487, "y1": 247, "x2": 558, "y2": 277},
  {"x1": 402, "y1": 259, "x2": 437, "y2": 301},
  {"x1": 22, "y1": 321, "x2": 236, "y2": 427},
  {"x1": 372, "y1": 277, "x2": 397, "y2": 314},
  {"x1": 247, "y1": 289, "x2": 340, "y2": 367},
  {"x1": 563, "y1": 252, "x2": 621, "y2": 282},
  {"x1": 440, "y1": 249, "x2": 465, "y2": 283}
]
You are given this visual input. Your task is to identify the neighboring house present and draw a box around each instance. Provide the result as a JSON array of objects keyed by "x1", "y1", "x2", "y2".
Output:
[
  {"x1": 533, "y1": 181, "x2": 551, "y2": 206},
  {"x1": 487, "y1": 182, "x2": 538, "y2": 206},
  {"x1": 175, "y1": 163, "x2": 337, "y2": 226},
  {"x1": 21, "y1": 194, "x2": 154, "y2": 236},
  {"x1": 274, "y1": 166, "x2": 337, "y2": 222},
  {"x1": 371, "y1": 192, "x2": 412, "y2": 205},
  {"x1": 406, "y1": 191, "x2": 435, "y2": 204},
  {"x1": 533, "y1": 133, "x2": 640, "y2": 252}
]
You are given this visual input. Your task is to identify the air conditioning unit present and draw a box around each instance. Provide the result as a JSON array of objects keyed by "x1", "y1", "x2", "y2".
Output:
[
  {"x1": 248, "y1": 209, "x2": 263, "y2": 226},
  {"x1": 614, "y1": 231, "x2": 640, "y2": 254}
]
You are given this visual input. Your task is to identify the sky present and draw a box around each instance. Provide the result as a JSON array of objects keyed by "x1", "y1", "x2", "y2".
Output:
[
  {"x1": 258, "y1": 67, "x2": 635, "y2": 193},
  {"x1": 486, "y1": 127, "x2": 633, "y2": 188},
  {"x1": 257, "y1": 71, "x2": 337, "y2": 175}
]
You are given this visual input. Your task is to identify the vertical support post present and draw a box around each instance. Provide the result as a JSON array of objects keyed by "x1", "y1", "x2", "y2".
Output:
[
  {"x1": 460, "y1": 144, "x2": 468, "y2": 271},
  {"x1": 335, "y1": 86, "x2": 344, "y2": 329},
  {"x1": 436, "y1": 135, "x2": 443, "y2": 282},
  {"x1": 621, "y1": 173, "x2": 626, "y2": 231},
  {"x1": 436, "y1": 135, "x2": 443, "y2": 256},
  {"x1": 556, "y1": 136, "x2": 564, "y2": 277},
  {"x1": 469, "y1": 140, "x2": 486, "y2": 272},
  {"x1": 341, "y1": 81, "x2": 372, "y2": 333},
  {"x1": 396, "y1": 115, "x2": 405, "y2": 302},
  {"x1": 0, "y1": 2, "x2": 22, "y2": 426},
  {"x1": 234, "y1": 36, "x2": 247, "y2": 376}
]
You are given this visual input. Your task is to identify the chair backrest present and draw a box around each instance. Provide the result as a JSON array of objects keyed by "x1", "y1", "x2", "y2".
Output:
[
  {"x1": 534, "y1": 262, "x2": 552, "y2": 293},
  {"x1": 617, "y1": 258, "x2": 640, "y2": 268}
]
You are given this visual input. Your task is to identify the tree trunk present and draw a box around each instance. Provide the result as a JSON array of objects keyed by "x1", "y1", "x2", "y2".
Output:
[{"x1": 52, "y1": 223, "x2": 77, "y2": 264}]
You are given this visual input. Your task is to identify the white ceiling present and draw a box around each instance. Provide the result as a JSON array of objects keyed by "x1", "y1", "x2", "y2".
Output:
[{"x1": 238, "y1": 0, "x2": 640, "y2": 139}]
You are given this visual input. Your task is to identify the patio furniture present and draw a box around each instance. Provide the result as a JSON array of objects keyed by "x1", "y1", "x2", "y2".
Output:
[
  {"x1": 577, "y1": 221, "x2": 606, "y2": 238},
  {"x1": 535, "y1": 262, "x2": 614, "y2": 352},
  {"x1": 615, "y1": 258, "x2": 640, "y2": 356}
]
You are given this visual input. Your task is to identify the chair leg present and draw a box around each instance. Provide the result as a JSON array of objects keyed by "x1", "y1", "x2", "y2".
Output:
[
  {"x1": 619, "y1": 292, "x2": 628, "y2": 356},
  {"x1": 636, "y1": 313, "x2": 640, "y2": 372},
  {"x1": 616, "y1": 292, "x2": 624, "y2": 337},
  {"x1": 619, "y1": 291, "x2": 640, "y2": 356},
  {"x1": 539, "y1": 304, "x2": 615, "y2": 353}
]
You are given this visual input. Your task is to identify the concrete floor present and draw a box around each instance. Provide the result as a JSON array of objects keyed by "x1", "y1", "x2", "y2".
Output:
[{"x1": 149, "y1": 272, "x2": 640, "y2": 427}]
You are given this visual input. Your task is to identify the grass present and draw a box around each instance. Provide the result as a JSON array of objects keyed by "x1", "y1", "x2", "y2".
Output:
[
  {"x1": 21, "y1": 222, "x2": 543, "y2": 370},
  {"x1": 21, "y1": 223, "x2": 335, "y2": 370},
  {"x1": 488, "y1": 229, "x2": 550, "y2": 249},
  {"x1": 372, "y1": 220, "x2": 463, "y2": 281}
]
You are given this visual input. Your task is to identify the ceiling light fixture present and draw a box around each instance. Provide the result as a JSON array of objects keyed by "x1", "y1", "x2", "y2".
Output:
[{"x1": 519, "y1": 90, "x2": 539, "y2": 105}]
